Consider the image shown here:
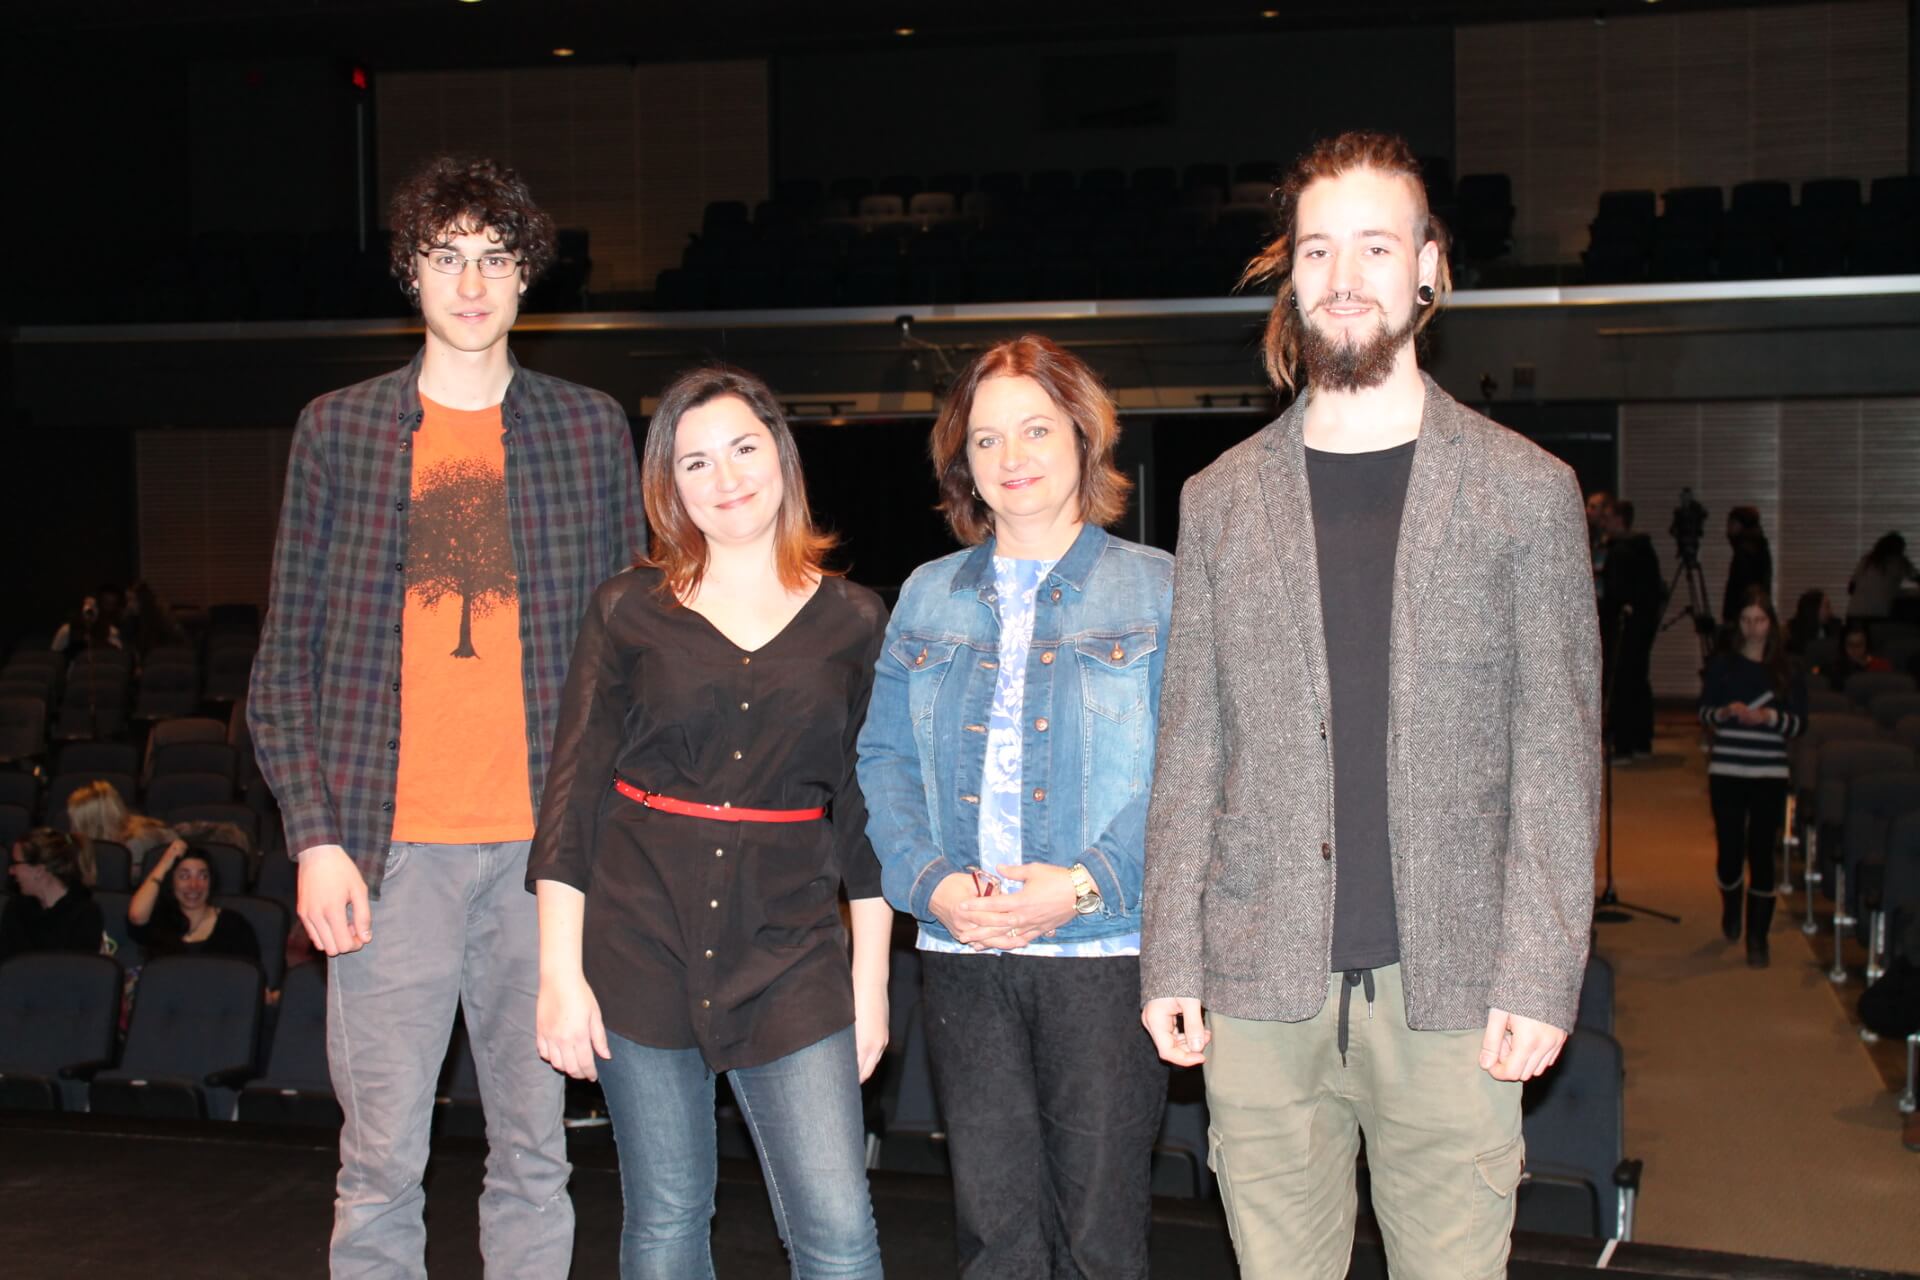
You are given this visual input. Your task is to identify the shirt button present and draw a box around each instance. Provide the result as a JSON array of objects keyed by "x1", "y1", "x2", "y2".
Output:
[
  {"x1": 391, "y1": 681, "x2": 400, "y2": 693},
  {"x1": 1032, "y1": 787, "x2": 1046, "y2": 802},
  {"x1": 701, "y1": 999, "x2": 711, "y2": 1009},
  {"x1": 1051, "y1": 588, "x2": 1062, "y2": 602},
  {"x1": 394, "y1": 562, "x2": 404, "y2": 572},
  {"x1": 714, "y1": 848, "x2": 724, "y2": 858},
  {"x1": 392, "y1": 624, "x2": 401, "y2": 635},
  {"x1": 1034, "y1": 717, "x2": 1049, "y2": 732},
  {"x1": 741, "y1": 656, "x2": 751, "y2": 666},
  {"x1": 732, "y1": 750, "x2": 743, "y2": 760},
  {"x1": 704, "y1": 949, "x2": 715, "y2": 959},
  {"x1": 387, "y1": 740, "x2": 398, "y2": 750},
  {"x1": 1111, "y1": 644, "x2": 1125, "y2": 661},
  {"x1": 394, "y1": 501, "x2": 404, "y2": 511},
  {"x1": 1320, "y1": 721, "x2": 1328, "y2": 739},
  {"x1": 382, "y1": 801, "x2": 393, "y2": 811},
  {"x1": 709, "y1": 899, "x2": 719, "y2": 909},
  {"x1": 1322, "y1": 842, "x2": 1333, "y2": 860},
  {"x1": 740, "y1": 701, "x2": 750, "y2": 711},
  {"x1": 1039, "y1": 651, "x2": 1055, "y2": 665}
]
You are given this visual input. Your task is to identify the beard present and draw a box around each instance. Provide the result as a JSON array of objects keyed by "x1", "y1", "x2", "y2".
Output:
[{"x1": 1300, "y1": 302, "x2": 1417, "y2": 393}]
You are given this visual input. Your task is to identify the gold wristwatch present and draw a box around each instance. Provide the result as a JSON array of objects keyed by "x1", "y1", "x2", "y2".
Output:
[{"x1": 1068, "y1": 862, "x2": 1103, "y2": 915}]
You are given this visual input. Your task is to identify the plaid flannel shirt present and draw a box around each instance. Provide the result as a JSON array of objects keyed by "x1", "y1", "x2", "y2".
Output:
[{"x1": 249, "y1": 349, "x2": 645, "y2": 896}]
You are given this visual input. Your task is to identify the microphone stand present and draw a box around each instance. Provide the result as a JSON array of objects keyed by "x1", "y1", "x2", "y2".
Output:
[{"x1": 1595, "y1": 599, "x2": 1681, "y2": 925}]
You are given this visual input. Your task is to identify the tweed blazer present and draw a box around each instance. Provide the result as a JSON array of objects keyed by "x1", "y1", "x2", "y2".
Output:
[{"x1": 1139, "y1": 375, "x2": 1600, "y2": 1033}]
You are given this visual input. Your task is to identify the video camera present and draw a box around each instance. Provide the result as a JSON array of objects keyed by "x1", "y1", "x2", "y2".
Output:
[{"x1": 1669, "y1": 488, "x2": 1708, "y2": 568}]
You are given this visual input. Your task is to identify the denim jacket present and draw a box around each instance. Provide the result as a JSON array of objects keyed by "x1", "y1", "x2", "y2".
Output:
[{"x1": 857, "y1": 524, "x2": 1173, "y2": 945}]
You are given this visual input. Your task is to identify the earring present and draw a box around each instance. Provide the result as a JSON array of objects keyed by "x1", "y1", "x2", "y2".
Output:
[
  {"x1": 1417, "y1": 284, "x2": 1435, "y2": 305},
  {"x1": 1289, "y1": 291, "x2": 1299, "y2": 310},
  {"x1": 971, "y1": 486, "x2": 981, "y2": 500}
]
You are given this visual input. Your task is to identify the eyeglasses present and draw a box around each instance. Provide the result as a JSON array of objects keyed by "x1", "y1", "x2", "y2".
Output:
[{"x1": 418, "y1": 248, "x2": 523, "y2": 278}]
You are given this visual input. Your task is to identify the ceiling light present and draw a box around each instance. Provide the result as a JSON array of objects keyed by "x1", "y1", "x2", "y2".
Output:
[
  {"x1": 1260, "y1": 8, "x2": 1279, "y2": 16},
  {"x1": 552, "y1": 47, "x2": 575, "y2": 57},
  {"x1": 894, "y1": 27, "x2": 915, "y2": 37}
]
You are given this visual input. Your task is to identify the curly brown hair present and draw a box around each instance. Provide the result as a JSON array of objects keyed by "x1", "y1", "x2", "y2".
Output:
[
  {"x1": 386, "y1": 156, "x2": 557, "y2": 306},
  {"x1": 929, "y1": 334, "x2": 1132, "y2": 546},
  {"x1": 1239, "y1": 130, "x2": 1451, "y2": 394}
]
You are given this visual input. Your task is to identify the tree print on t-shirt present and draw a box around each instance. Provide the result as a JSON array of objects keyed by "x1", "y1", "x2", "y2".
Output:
[{"x1": 408, "y1": 457, "x2": 517, "y2": 658}]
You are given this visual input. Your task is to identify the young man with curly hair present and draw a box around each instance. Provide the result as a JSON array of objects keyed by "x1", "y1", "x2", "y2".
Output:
[{"x1": 250, "y1": 156, "x2": 644, "y2": 1278}]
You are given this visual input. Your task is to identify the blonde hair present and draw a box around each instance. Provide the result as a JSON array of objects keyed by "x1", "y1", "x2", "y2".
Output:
[{"x1": 65, "y1": 780, "x2": 167, "y2": 844}]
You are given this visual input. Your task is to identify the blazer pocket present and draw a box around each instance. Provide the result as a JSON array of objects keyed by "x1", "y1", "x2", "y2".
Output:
[{"x1": 1204, "y1": 812, "x2": 1280, "y2": 897}]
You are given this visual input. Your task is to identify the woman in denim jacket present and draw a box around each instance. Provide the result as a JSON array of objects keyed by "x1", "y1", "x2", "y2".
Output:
[{"x1": 857, "y1": 335, "x2": 1172, "y2": 1279}]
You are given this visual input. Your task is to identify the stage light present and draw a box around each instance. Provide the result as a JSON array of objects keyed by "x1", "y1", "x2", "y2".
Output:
[
  {"x1": 552, "y1": 47, "x2": 576, "y2": 57},
  {"x1": 894, "y1": 27, "x2": 915, "y2": 37},
  {"x1": 1260, "y1": 8, "x2": 1279, "y2": 16}
]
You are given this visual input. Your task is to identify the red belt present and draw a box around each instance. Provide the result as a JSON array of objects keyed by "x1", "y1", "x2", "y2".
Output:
[{"x1": 613, "y1": 778, "x2": 825, "y2": 824}]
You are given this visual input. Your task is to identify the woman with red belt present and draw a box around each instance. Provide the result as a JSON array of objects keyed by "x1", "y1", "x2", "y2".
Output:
[{"x1": 528, "y1": 366, "x2": 890, "y2": 1280}]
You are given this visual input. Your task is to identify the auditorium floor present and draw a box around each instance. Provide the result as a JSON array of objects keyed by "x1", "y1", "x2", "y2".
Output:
[{"x1": 1605, "y1": 713, "x2": 1920, "y2": 1271}]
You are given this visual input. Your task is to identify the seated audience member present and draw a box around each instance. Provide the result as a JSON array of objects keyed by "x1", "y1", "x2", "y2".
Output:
[
  {"x1": 50, "y1": 593, "x2": 124, "y2": 655},
  {"x1": 1, "y1": 829, "x2": 105, "y2": 962},
  {"x1": 1826, "y1": 622, "x2": 1894, "y2": 692},
  {"x1": 1785, "y1": 589, "x2": 1841, "y2": 667},
  {"x1": 66, "y1": 781, "x2": 251, "y2": 877},
  {"x1": 1848, "y1": 532, "x2": 1918, "y2": 623},
  {"x1": 126, "y1": 840, "x2": 260, "y2": 966},
  {"x1": 124, "y1": 580, "x2": 185, "y2": 656}
]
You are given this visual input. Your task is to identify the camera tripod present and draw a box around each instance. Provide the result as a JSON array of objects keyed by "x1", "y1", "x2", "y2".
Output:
[
  {"x1": 1658, "y1": 546, "x2": 1716, "y2": 666},
  {"x1": 1595, "y1": 606, "x2": 1682, "y2": 925}
]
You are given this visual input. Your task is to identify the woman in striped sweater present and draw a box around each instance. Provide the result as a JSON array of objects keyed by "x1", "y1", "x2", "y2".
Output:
[{"x1": 1698, "y1": 587, "x2": 1806, "y2": 967}]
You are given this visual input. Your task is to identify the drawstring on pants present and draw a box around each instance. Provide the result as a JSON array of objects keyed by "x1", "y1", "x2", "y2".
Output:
[{"x1": 1336, "y1": 968, "x2": 1375, "y2": 1067}]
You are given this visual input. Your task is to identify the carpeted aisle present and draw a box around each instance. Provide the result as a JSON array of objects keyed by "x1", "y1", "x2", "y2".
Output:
[{"x1": 1604, "y1": 715, "x2": 1920, "y2": 1271}]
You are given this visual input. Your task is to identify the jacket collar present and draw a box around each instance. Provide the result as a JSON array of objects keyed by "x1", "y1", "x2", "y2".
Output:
[
  {"x1": 950, "y1": 522, "x2": 1109, "y2": 595},
  {"x1": 388, "y1": 346, "x2": 531, "y2": 435}
]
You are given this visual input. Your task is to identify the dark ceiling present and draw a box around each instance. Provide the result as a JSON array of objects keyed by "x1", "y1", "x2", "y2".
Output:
[{"x1": 14, "y1": 0, "x2": 1862, "y2": 70}]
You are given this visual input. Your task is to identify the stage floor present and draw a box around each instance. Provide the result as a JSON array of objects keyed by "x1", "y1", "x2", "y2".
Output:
[{"x1": 1, "y1": 1114, "x2": 1910, "y2": 1279}]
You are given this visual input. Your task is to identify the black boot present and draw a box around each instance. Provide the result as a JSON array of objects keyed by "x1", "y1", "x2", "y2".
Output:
[
  {"x1": 1746, "y1": 892, "x2": 1775, "y2": 968},
  {"x1": 1720, "y1": 885, "x2": 1744, "y2": 942}
]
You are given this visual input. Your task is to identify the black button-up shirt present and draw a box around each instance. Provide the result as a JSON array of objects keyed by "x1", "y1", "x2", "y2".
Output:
[{"x1": 527, "y1": 568, "x2": 887, "y2": 1071}]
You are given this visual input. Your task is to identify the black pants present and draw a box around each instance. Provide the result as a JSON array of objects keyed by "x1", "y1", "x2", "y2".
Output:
[
  {"x1": 921, "y1": 952, "x2": 1168, "y2": 1280},
  {"x1": 1612, "y1": 616, "x2": 1657, "y2": 756},
  {"x1": 1709, "y1": 774, "x2": 1785, "y2": 893}
]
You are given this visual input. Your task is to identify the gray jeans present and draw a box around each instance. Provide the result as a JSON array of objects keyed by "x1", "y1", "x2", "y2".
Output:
[{"x1": 327, "y1": 839, "x2": 573, "y2": 1278}]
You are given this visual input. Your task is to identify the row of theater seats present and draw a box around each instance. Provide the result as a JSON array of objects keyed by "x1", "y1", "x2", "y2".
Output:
[
  {"x1": 650, "y1": 163, "x2": 1516, "y2": 311},
  {"x1": 1582, "y1": 176, "x2": 1920, "y2": 283},
  {"x1": 1784, "y1": 663, "x2": 1920, "y2": 1119},
  {"x1": 0, "y1": 951, "x2": 491, "y2": 1131}
]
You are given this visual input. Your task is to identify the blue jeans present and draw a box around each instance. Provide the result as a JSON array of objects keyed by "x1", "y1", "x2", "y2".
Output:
[{"x1": 599, "y1": 1024, "x2": 883, "y2": 1280}]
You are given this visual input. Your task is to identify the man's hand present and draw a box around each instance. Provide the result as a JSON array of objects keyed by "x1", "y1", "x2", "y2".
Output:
[
  {"x1": 1479, "y1": 1007, "x2": 1566, "y2": 1082},
  {"x1": 296, "y1": 844, "x2": 371, "y2": 956},
  {"x1": 1142, "y1": 996, "x2": 1209, "y2": 1067},
  {"x1": 536, "y1": 972, "x2": 611, "y2": 1081}
]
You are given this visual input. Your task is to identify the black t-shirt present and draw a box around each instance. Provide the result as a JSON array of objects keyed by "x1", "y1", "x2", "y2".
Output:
[
  {"x1": 1307, "y1": 440, "x2": 1415, "y2": 972},
  {"x1": 526, "y1": 568, "x2": 887, "y2": 1072},
  {"x1": 0, "y1": 888, "x2": 104, "y2": 963},
  {"x1": 130, "y1": 906, "x2": 260, "y2": 964}
]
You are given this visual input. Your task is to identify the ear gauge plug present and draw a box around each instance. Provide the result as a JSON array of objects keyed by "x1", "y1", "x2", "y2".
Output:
[{"x1": 1417, "y1": 284, "x2": 1436, "y2": 305}]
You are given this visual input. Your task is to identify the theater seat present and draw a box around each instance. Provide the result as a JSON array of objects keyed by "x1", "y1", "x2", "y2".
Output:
[{"x1": 91, "y1": 955, "x2": 262, "y2": 1120}]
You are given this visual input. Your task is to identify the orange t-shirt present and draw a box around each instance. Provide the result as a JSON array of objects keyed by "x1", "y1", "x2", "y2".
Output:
[{"x1": 390, "y1": 394, "x2": 536, "y2": 844}]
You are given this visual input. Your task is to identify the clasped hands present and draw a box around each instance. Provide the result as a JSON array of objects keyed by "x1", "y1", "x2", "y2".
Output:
[{"x1": 928, "y1": 864, "x2": 1078, "y2": 951}]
